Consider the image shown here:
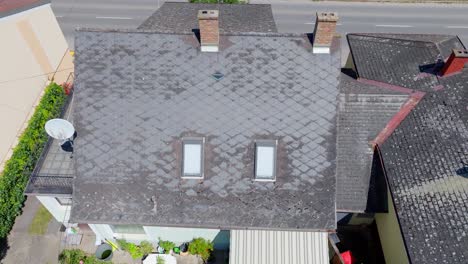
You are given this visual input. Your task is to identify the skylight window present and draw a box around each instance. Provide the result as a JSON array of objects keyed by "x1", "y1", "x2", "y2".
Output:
[
  {"x1": 182, "y1": 138, "x2": 204, "y2": 178},
  {"x1": 255, "y1": 140, "x2": 277, "y2": 181}
]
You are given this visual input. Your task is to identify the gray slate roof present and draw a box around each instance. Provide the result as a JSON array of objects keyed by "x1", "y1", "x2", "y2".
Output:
[
  {"x1": 347, "y1": 33, "x2": 468, "y2": 262},
  {"x1": 336, "y1": 74, "x2": 408, "y2": 212},
  {"x1": 380, "y1": 70, "x2": 468, "y2": 263},
  {"x1": 71, "y1": 29, "x2": 340, "y2": 230},
  {"x1": 138, "y1": 2, "x2": 277, "y2": 33},
  {"x1": 347, "y1": 34, "x2": 465, "y2": 92}
]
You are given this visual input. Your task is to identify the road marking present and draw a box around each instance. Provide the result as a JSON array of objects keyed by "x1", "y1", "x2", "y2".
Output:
[
  {"x1": 96, "y1": 16, "x2": 133, "y2": 20},
  {"x1": 375, "y1": 24, "x2": 413, "y2": 28},
  {"x1": 56, "y1": 15, "x2": 64, "y2": 18},
  {"x1": 446, "y1": 25, "x2": 468, "y2": 29}
]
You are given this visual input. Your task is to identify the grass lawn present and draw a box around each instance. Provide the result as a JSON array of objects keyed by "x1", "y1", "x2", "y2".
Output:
[{"x1": 28, "y1": 205, "x2": 52, "y2": 235}]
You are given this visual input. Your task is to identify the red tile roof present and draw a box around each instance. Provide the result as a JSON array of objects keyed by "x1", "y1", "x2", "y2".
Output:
[{"x1": 0, "y1": 0, "x2": 44, "y2": 14}]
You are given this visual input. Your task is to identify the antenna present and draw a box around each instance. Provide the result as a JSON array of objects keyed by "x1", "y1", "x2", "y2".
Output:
[{"x1": 45, "y1": 119, "x2": 76, "y2": 157}]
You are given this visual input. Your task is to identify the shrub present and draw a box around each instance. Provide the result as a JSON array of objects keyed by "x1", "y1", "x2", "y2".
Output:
[
  {"x1": 0, "y1": 82, "x2": 67, "y2": 238},
  {"x1": 188, "y1": 237, "x2": 213, "y2": 262},
  {"x1": 59, "y1": 249, "x2": 110, "y2": 264},
  {"x1": 117, "y1": 239, "x2": 153, "y2": 259},
  {"x1": 158, "y1": 238, "x2": 176, "y2": 253}
]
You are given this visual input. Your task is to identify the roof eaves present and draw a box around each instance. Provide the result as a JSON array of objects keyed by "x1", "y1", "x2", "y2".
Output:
[{"x1": 374, "y1": 146, "x2": 413, "y2": 263}]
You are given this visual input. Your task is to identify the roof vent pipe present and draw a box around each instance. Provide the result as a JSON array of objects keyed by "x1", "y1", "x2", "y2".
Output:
[
  {"x1": 198, "y1": 10, "x2": 219, "y2": 52},
  {"x1": 313, "y1": 12, "x2": 339, "y2": 54}
]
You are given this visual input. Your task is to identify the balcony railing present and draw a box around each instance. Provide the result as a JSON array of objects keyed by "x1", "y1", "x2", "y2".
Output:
[{"x1": 25, "y1": 84, "x2": 75, "y2": 195}]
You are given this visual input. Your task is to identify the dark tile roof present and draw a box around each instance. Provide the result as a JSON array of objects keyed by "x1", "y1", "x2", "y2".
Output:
[
  {"x1": 138, "y1": 2, "x2": 277, "y2": 33},
  {"x1": 347, "y1": 33, "x2": 465, "y2": 92},
  {"x1": 379, "y1": 70, "x2": 468, "y2": 263},
  {"x1": 0, "y1": 0, "x2": 49, "y2": 19},
  {"x1": 336, "y1": 73, "x2": 408, "y2": 212},
  {"x1": 70, "y1": 29, "x2": 341, "y2": 230}
]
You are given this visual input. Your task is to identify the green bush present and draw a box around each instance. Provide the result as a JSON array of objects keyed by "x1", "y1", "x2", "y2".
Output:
[
  {"x1": 188, "y1": 237, "x2": 213, "y2": 262},
  {"x1": 59, "y1": 249, "x2": 110, "y2": 264},
  {"x1": 158, "y1": 238, "x2": 176, "y2": 253},
  {"x1": 0, "y1": 82, "x2": 67, "y2": 238},
  {"x1": 117, "y1": 239, "x2": 153, "y2": 259}
]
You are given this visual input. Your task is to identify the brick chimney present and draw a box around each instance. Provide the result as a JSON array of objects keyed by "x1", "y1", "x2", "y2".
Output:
[
  {"x1": 198, "y1": 10, "x2": 219, "y2": 52},
  {"x1": 313, "y1": 12, "x2": 339, "y2": 54},
  {"x1": 440, "y1": 49, "x2": 468, "y2": 76}
]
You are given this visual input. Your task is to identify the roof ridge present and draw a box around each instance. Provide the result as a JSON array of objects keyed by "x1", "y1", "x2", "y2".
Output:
[
  {"x1": 76, "y1": 27, "x2": 310, "y2": 38},
  {"x1": 348, "y1": 33, "x2": 450, "y2": 46}
]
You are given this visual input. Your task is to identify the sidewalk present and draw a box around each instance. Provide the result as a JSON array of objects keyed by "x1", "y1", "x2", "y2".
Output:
[{"x1": 2, "y1": 196, "x2": 62, "y2": 264}]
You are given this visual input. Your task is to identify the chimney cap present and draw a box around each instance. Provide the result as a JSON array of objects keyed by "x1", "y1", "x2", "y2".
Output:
[
  {"x1": 198, "y1": 10, "x2": 219, "y2": 20},
  {"x1": 452, "y1": 49, "x2": 468, "y2": 58},
  {"x1": 316, "y1": 12, "x2": 339, "y2": 22}
]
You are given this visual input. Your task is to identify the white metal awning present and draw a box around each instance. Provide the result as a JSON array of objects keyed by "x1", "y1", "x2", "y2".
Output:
[{"x1": 230, "y1": 230, "x2": 329, "y2": 264}]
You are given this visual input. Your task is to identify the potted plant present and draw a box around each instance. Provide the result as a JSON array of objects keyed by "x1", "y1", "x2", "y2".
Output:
[
  {"x1": 95, "y1": 243, "x2": 113, "y2": 261},
  {"x1": 158, "y1": 238, "x2": 176, "y2": 254},
  {"x1": 188, "y1": 238, "x2": 213, "y2": 263}
]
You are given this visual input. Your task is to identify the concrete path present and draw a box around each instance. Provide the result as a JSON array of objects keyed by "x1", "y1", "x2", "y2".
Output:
[{"x1": 1, "y1": 196, "x2": 62, "y2": 264}]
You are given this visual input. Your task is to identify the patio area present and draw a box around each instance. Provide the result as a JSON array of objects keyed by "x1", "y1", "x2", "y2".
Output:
[{"x1": 61, "y1": 224, "x2": 140, "y2": 264}]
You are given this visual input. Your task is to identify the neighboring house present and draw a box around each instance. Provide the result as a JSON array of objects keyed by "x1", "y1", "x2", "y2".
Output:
[
  {"x1": 0, "y1": 0, "x2": 73, "y2": 171},
  {"x1": 338, "y1": 34, "x2": 467, "y2": 263},
  {"x1": 25, "y1": 4, "x2": 340, "y2": 264}
]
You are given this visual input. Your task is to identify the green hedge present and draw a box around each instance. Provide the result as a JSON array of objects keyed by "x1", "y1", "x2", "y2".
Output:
[{"x1": 0, "y1": 82, "x2": 66, "y2": 238}]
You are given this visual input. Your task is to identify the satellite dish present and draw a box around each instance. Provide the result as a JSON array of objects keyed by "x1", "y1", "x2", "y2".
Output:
[{"x1": 45, "y1": 119, "x2": 75, "y2": 140}]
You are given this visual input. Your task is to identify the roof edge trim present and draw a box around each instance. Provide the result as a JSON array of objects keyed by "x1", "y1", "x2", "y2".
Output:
[{"x1": 371, "y1": 92, "x2": 425, "y2": 148}]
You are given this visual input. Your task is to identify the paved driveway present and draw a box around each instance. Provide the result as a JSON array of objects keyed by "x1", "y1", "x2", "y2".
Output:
[{"x1": 1, "y1": 197, "x2": 62, "y2": 264}]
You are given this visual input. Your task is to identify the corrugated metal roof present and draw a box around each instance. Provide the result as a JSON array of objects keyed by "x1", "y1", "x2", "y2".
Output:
[{"x1": 230, "y1": 230, "x2": 329, "y2": 264}]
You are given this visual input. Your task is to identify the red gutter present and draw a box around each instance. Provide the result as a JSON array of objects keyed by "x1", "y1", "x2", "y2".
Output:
[{"x1": 371, "y1": 92, "x2": 425, "y2": 148}]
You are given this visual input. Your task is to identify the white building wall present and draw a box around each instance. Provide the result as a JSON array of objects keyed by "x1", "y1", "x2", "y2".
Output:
[
  {"x1": 88, "y1": 224, "x2": 115, "y2": 245},
  {"x1": 36, "y1": 195, "x2": 70, "y2": 223},
  {"x1": 143, "y1": 226, "x2": 229, "y2": 250},
  {"x1": 84, "y1": 224, "x2": 229, "y2": 249}
]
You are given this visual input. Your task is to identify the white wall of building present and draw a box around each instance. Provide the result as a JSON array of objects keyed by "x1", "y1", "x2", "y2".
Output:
[
  {"x1": 88, "y1": 224, "x2": 115, "y2": 245},
  {"x1": 36, "y1": 195, "x2": 70, "y2": 223},
  {"x1": 144, "y1": 226, "x2": 229, "y2": 249},
  {"x1": 76, "y1": 223, "x2": 230, "y2": 249}
]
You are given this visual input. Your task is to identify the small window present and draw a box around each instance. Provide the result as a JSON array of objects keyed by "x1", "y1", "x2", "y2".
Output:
[
  {"x1": 55, "y1": 197, "x2": 72, "y2": 206},
  {"x1": 255, "y1": 140, "x2": 277, "y2": 181},
  {"x1": 182, "y1": 138, "x2": 204, "y2": 178}
]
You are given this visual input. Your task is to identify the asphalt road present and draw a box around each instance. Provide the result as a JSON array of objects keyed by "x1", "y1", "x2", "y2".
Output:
[{"x1": 52, "y1": 0, "x2": 468, "y2": 63}]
